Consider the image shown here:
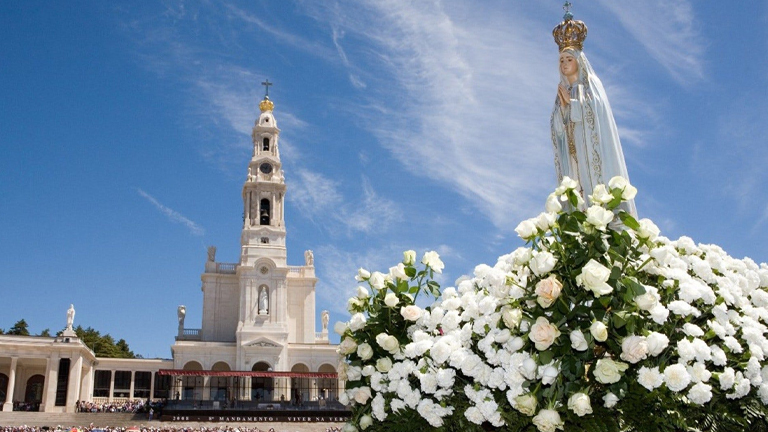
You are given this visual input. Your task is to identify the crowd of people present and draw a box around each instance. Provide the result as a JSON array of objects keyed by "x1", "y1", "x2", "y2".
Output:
[
  {"x1": 0, "y1": 427, "x2": 343, "y2": 432},
  {"x1": 74, "y1": 400, "x2": 164, "y2": 415}
]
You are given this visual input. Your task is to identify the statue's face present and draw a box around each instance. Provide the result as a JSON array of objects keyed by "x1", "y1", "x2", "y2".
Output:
[{"x1": 559, "y1": 52, "x2": 578, "y2": 78}]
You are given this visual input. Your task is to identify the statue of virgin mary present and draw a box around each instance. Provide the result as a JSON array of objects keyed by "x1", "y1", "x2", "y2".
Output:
[{"x1": 550, "y1": 5, "x2": 637, "y2": 217}]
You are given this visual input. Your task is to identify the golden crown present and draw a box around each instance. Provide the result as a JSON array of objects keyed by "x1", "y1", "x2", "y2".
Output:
[
  {"x1": 552, "y1": 3, "x2": 588, "y2": 52},
  {"x1": 259, "y1": 96, "x2": 274, "y2": 112}
]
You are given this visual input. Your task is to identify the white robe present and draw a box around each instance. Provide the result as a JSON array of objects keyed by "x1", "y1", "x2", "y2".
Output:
[{"x1": 551, "y1": 49, "x2": 637, "y2": 217}]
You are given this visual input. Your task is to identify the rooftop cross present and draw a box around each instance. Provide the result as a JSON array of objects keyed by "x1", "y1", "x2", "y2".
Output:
[{"x1": 261, "y1": 79, "x2": 273, "y2": 97}]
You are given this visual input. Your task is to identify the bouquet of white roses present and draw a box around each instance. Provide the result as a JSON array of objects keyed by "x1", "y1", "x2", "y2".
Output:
[{"x1": 336, "y1": 177, "x2": 768, "y2": 432}]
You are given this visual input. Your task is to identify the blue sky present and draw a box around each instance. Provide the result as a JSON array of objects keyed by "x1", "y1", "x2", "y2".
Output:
[{"x1": 1, "y1": 1, "x2": 767, "y2": 359}]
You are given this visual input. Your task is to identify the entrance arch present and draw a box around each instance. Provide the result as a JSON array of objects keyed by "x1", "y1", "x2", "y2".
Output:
[
  {"x1": 0, "y1": 373, "x2": 7, "y2": 405},
  {"x1": 24, "y1": 375, "x2": 44, "y2": 409},
  {"x1": 251, "y1": 362, "x2": 273, "y2": 402},
  {"x1": 210, "y1": 362, "x2": 231, "y2": 401},
  {"x1": 317, "y1": 363, "x2": 338, "y2": 402},
  {"x1": 291, "y1": 363, "x2": 310, "y2": 405},
  {"x1": 180, "y1": 361, "x2": 203, "y2": 400}
]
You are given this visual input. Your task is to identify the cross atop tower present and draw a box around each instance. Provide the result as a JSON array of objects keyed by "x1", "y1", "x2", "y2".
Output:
[
  {"x1": 261, "y1": 79, "x2": 273, "y2": 97},
  {"x1": 563, "y1": 1, "x2": 573, "y2": 20}
]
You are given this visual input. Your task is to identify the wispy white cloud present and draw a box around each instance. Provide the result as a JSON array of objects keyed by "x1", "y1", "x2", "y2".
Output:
[
  {"x1": 302, "y1": 1, "x2": 558, "y2": 230},
  {"x1": 288, "y1": 169, "x2": 400, "y2": 234},
  {"x1": 136, "y1": 188, "x2": 205, "y2": 236},
  {"x1": 597, "y1": 0, "x2": 705, "y2": 85}
]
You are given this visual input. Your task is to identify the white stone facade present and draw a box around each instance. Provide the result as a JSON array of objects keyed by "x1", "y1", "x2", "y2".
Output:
[{"x1": 0, "y1": 96, "x2": 340, "y2": 412}]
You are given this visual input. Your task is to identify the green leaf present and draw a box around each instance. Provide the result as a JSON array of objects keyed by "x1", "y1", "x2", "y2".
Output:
[
  {"x1": 612, "y1": 312, "x2": 627, "y2": 329},
  {"x1": 405, "y1": 266, "x2": 416, "y2": 278},
  {"x1": 539, "y1": 350, "x2": 554, "y2": 365},
  {"x1": 619, "y1": 211, "x2": 641, "y2": 230}
]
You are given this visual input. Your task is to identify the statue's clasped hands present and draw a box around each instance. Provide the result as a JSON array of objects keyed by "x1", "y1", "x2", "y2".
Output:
[{"x1": 557, "y1": 84, "x2": 571, "y2": 107}]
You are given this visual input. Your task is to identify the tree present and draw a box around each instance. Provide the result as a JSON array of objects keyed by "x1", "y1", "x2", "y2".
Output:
[
  {"x1": 8, "y1": 319, "x2": 30, "y2": 336},
  {"x1": 74, "y1": 326, "x2": 136, "y2": 358},
  {"x1": 39, "y1": 328, "x2": 51, "y2": 337}
]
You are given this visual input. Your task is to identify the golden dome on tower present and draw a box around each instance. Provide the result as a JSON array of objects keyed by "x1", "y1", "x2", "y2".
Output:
[
  {"x1": 259, "y1": 96, "x2": 274, "y2": 112},
  {"x1": 552, "y1": 2, "x2": 588, "y2": 52}
]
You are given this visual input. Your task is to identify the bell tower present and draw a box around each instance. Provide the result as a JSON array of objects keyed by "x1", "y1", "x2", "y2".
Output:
[{"x1": 240, "y1": 80, "x2": 287, "y2": 268}]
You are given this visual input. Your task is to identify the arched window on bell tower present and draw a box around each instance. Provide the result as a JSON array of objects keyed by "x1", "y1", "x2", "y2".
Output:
[
  {"x1": 260, "y1": 199, "x2": 271, "y2": 226},
  {"x1": 262, "y1": 137, "x2": 270, "y2": 152}
]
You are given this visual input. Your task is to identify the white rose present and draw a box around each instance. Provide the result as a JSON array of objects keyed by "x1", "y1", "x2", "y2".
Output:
[
  {"x1": 334, "y1": 321, "x2": 348, "y2": 336},
  {"x1": 346, "y1": 366, "x2": 362, "y2": 382},
  {"x1": 532, "y1": 408, "x2": 564, "y2": 432},
  {"x1": 502, "y1": 306, "x2": 523, "y2": 330},
  {"x1": 357, "y1": 343, "x2": 373, "y2": 361},
  {"x1": 353, "y1": 386, "x2": 372, "y2": 404},
  {"x1": 637, "y1": 219, "x2": 660, "y2": 241},
  {"x1": 338, "y1": 337, "x2": 357, "y2": 355},
  {"x1": 637, "y1": 366, "x2": 664, "y2": 390},
  {"x1": 603, "y1": 392, "x2": 619, "y2": 408},
  {"x1": 355, "y1": 268, "x2": 371, "y2": 282},
  {"x1": 593, "y1": 359, "x2": 628, "y2": 384},
  {"x1": 349, "y1": 313, "x2": 367, "y2": 331},
  {"x1": 362, "y1": 365, "x2": 375, "y2": 377},
  {"x1": 528, "y1": 316, "x2": 561, "y2": 351},
  {"x1": 384, "y1": 293, "x2": 400, "y2": 308},
  {"x1": 400, "y1": 305, "x2": 422, "y2": 321},
  {"x1": 570, "y1": 330, "x2": 588, "y2": 351},
  {"x1": 512, "y1": 247, "x2": 533, "y2": 266},
  {"x1": 359, "y1": 414, "x2": 373, "y2": 430},
  {"x1": 369, "y1": 272, "x2": 386, "y2": 290},
  {"x1": 560, "y1": 176, "x2": 578, "y2": 191},
  {"x1": 376, "y1": 333, "x2": 400, "y2": 354},
  {"x1": 568, "y1": 392, "x2": 593, "y2": 417},
  {"x1": 535, "y1": 275, "x2": 563, "y2": 308},
  {"x1": 687, "y1": 383, "x2": 713, "y2": 405},
  {"x1": 540, "y1": 364, "x2": 559, "y2": 385},
  {"x1": 513, "y1": 394, "x2": 537, "y2": 416},
  {"x1": 608, "y1": 176, "x2": 637, "y2": 200},
  {"x1": 375, "y1": 357, "x2": 392, "y2": 373},
  {"x1": 634, "y1": 286, "x2": 659, "y2": 311},
  {"x1": 347, "y1": 297, "x2": 363, "y2": 313},
  {"x1": 342, "y1": 422, "x2": 357, "y2": 432},
  {"x1": 590, "y1": 321, "x2": 608, "y2": 342},
  {"x1": 535, "y1": 212, "x2": 557, "y2": 231},
  {"x1": 645, "y1": 332, "x2": 669, "y2": 356},
  {"x1": 421, "y1": 251, "x2": 445, "y2": 274},
  {"x1": 663, "y1": 364, "x2": 692, "y2": 392},
  {"x1": 589, "y1": 184, "x2": 613, "y2": 204},
  {"x1": 403, "y1": 250, "x2": 416, "y2": 266},
  {"x1": 586, "y1": 205, "x2": 614, "y2": 231},
  {"x1": 515, "y1": 219, "x2": 538, "y2": 240},
  {"x1": 357, "y1": 285, "x2": 370, "y2": 299},
  {"x1": 389, "y1": 263, "x2": 408, "y2": 281},
  {"x1": 545, "y1": 193, "x2": 562, "y2": 213},
  {"x1": 576, "y1": 259, "x2": 613, "y2": 296},
  {"x1": 530, "y1": 251, "x2": 558, "y2": 276},
  {"x1": 620, "y1": 335, "x2": 648, "y2": 364}
]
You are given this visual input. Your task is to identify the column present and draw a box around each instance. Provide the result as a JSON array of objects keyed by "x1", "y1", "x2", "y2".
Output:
[
  {"x1": 129, "y1": 371, "x2": 135, "y2": 400},
  {"x1": 40, "y1": 354, "x2": 58, "y2": 412},
  {"x1": 149, "y1": 372, "x2": 155, "y2": 401},
  {"x1": 2, "y1": 357, "x2": 18, "y2": 411},
  {"x1": 108, "y1": 370, "x2": 115, "y2": 402},
  {"x1": 80, "y1": 363, "x2": 94, "y2": 403},
  {"x1": 65, "y1": 356, "x2": 83, "y2": 412}
]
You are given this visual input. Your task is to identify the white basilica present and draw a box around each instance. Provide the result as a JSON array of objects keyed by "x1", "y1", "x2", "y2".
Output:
[{"x1": 0, "y1": 93, "x2": 341, "y2": 413}]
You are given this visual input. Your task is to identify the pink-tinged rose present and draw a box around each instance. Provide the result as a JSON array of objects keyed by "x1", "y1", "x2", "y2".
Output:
[
  {"x1": 528, "y1": 316, "x2": 561, "y2": 351},
  {"x1": 535, "y1": 275, "x2": 563, "y2": 308}
]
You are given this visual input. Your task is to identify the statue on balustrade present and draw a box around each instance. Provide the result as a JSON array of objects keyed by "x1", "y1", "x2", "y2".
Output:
[
  {"x1": 550, "y1": 3, "x2": 637, "y2": 217},
  {"x1": 177, "y1": 305, "x2": 186, "y2": 331},
  {"x1": 66, "y1": 304, "x2": 75, "y2": 330}
]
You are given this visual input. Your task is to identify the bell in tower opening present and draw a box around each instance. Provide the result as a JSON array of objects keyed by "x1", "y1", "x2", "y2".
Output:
[
  {"x1": 262, "y1": 137, "x2": 270, "y2": 151},
  {"x1": 260, "y1": 198, "x2": 271, "y2": 225}
]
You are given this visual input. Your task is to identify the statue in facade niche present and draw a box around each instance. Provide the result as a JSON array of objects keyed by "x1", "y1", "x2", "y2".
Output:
[
  {"x1": 66, "y1": 304, "x2": 75, "y2": 330},
  {"x1": 258, "y1": 287, "x2": 269, "y2": 315},
  {"x1": 305, "y1": 250, "x2": 314, "y2": 266},
  {"x1": 550, "y1": 3, "x2": 637, "y2": 217}
]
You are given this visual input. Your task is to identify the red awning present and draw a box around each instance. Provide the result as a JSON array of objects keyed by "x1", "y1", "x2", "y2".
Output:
[{"x1": 157, "y1": 369, "x2": 338, "y2": 379}]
